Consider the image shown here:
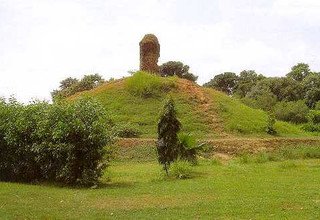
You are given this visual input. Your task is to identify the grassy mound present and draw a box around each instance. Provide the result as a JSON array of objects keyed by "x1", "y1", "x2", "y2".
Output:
[{"x1": 70, "y1": 71, "x2": 314, "y2": 138}]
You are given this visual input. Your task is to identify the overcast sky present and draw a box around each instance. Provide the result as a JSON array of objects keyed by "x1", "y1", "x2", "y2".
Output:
[{"x1": 1, "y1": 0, "x2": 320, "y2": 102}]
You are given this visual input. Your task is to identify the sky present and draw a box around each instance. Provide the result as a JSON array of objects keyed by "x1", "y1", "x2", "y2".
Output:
[{"x1": 1, "y1": 0, "x2": 320, "y2": 102}]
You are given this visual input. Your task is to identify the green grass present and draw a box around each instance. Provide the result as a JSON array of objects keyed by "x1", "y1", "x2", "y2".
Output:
[
  {"x1": 209, "y1": 89, "x2": 314, "y2": 137},
  {"x1": 2, "y1": 158, "x2": 320, "y2": 219},
  {"x1": 71, "y1": 72, "x2": 316, "y2": 138},
  {"x1": 237, "y1": 145, "x2": 320, "y2": 164},
  {"x1": 74, "y1": 73, "x2": 213, "y2": 138}
]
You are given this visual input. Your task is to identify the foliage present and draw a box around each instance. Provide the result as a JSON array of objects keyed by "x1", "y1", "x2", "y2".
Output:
[
  {"x1": 234, "y1": 70, "x2": 265, "y2": 98},
  {"x1": 245, "y1": 82, "x2": 277, "y2": 111},
  {"x1": 286, "y1": 63, "x2": 311, "y2": 81},
  {"x1": 159, "y1": 61, "x2": 198, "y2": 82},
  {"x1": 237, "y1": 145, "x2": 320, "y2": 164},
  {"x1": 303, "y1": 110, "x2": 320, "y2": 132},
  {"x1": 51, "y1": 73, "x2": 105, "y2": 101},
  {"x1": 203, "y1": 72, "x2": 238, "y2": 95},
  {"x1": 114, "y1": 123, "x2": 142, "y2": 138},
  {"x1": 0, "y1": 97, "x2": 112, "y2": 186},
  {"x1": 273, "y1": 100, "x2": 309, "y2": 123},
  {"x1": 178, "y1": 133, "x2": 204, "y2": 164},
  {"x1": 170, "y1": 160, "x2": 193, "y2": 179},
  {"x1": 266, "y1": 113, "x2": 277, "y2": 135},
  {"x1": 302, "y1": 73, "x2": 320, "y2": 108},
  {"x1": 126, "y1": 71, "x2": 176, "y2": 98},
  {"x1": 157, "y1": 98, "x2": 181, "y2": 175}
]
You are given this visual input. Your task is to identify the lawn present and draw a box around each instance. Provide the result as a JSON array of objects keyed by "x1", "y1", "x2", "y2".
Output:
[{"x1": 1, "y1": 158, "x2": 320, "y2": 219}]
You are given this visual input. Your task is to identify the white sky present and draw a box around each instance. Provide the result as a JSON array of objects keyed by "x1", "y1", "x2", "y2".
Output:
[{"x1": 1, "y1": 0, "x2": 320, "y2": 102}]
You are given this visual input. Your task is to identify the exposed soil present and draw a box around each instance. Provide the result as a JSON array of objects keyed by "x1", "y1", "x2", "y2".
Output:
[{"x1": 116, "y1": 137, "x2": 320, "y2": 155}]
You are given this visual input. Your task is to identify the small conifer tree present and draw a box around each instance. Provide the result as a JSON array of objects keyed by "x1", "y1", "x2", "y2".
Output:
[{"x1": 157, "y1": 98, "x2": 181, "y2": 175}]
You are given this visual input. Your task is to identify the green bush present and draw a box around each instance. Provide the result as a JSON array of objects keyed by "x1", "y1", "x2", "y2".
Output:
[
  {"x1": 274, "y1": 100, "x2": 309, "y2": 123},
  {"x1": 170, "y1": 160, "x2": 193, "y2": 179},
  {"x1": 178, "y1": 133, "x2": 204, "y2": 164},
  {"x1": 115, "y1": 123, "x2": 142, "y2": 138},
  {"x1": 303, "y1": 110, "x2": 320, "y2": 132},
  {"x1": 126, "y1": 71, "x2": 176, "y2": 98},
  {"x1": 0, "y1": 97, "x2": 112, "y2": 186}
]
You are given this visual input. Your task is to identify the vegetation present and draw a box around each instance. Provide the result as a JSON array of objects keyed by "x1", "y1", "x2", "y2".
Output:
[
  {"x1": 114, "y1": 123, "x2": 142, "y2": 138},
  {"x1": 157, "y1": 98, "x2": 181, "y2": 175},
  {"x1": 159, "y1": 61, "x2": 198, "y2": 82},
  {"x1": 0, "y1": 97, "x2": 112, "y2": 186},
  {"x1": 204, "y1": 63, "x2": 320, "y2": 133},
  {"x1": 51, "y1": 74, "x2": 105, "y2": 101},
  {"x1": 126, "y1": 71, "x2": 176, "y2": 98},
  {"x1": 2, "y1": 155, "x2": 320, "y2": 219}
]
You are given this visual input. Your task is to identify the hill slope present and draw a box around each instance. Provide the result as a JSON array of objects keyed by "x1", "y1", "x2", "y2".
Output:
[{"x1": 70, "y1": 72, "x2": 314, "y2": 139}]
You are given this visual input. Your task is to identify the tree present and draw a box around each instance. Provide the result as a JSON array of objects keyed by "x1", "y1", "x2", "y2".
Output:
[
  {"x1": 159, "y1": 61, "x2": 198, "y2": 82},
  {"x1": 302, "y1": 73, "x2": 320, "y2": 108},
  {"x1": 267, "y1": 77, "x2": 303, "y2": 101},
  {"x1": 234, "y1": 70, "x2": 265, "y2": 98},
  {"x1": 203, "y1": 72, "x2": 238, "y2": 95},
  {"x1": 59, "y1": 77, "x2": 79, "y2": 90},
  {"x1": 157, "y1": 98, "x2": 181, "y2": 175},
  {"x1": 286, "y1": 63, "x2": 311, "y2": 81},
  {"x1": 51, "y1": 74, "x2": 105, "y2": 102},
  {"x1": 245, "y1": 81, "x2": 277, "y2": 111}
]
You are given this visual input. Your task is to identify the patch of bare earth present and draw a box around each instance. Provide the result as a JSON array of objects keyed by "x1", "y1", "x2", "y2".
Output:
[{"x1": 117, "y1": 137, "x2": 320, "y2": 155}]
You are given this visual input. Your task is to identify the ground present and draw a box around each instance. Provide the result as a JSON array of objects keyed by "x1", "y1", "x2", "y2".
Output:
[{"x1": 1, "y1": 158, "x2": 320, "y2": 219}]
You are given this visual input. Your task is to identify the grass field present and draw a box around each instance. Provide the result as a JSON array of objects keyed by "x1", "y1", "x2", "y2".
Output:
[
  {"x1": 2, "y1": 155, "x2": 320, "y2": 219},
  {"x1": 70, "y1": 72, "x2": 316, "y2": 138}
]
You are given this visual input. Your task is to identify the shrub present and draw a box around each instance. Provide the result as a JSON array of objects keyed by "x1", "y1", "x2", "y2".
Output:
[
  {"x1": 178, "y1": 133, "x2": 204, "y2": 165},
  {"x1": 170, "y1": 160, "x2": 193, "y2": 179},
  {"x1": 266, "y1": 113, "x2": 277, "y2": 135},
  {"x1": 0, "y1": 97, "x2": 112, "y2": 186},
  {"x1": 274, "y1": 100, "x2": 309, "y2": 123},
  {"x1": 115, "y1": 123, "x2": 142, "y2": 138},
  {"x1": 126, "y1": 71, "x2": 176, "y2": 98},
  {"x1": 302, "y1": 110, "x2": 320, "y2": 132}
]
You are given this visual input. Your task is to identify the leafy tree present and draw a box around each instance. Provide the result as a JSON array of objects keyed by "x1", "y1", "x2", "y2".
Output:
[
  {"x1": 159, "y1": 61, "x2": 198, "y2": 82},
  {"x1": 268, "y1": 77, "x2": 303, "y2": 101},
  {"x1": 157, "y1": 98, "x2": 181, "y2": 175},
  {"x1": 302, "y1": 73, "x2": 320, "y2": 108},
  {"x1": 203, "y1": 72, "x2": 238, "y2": 95},
  {"x1": 245, "y1": 81, "x2": 277, "y2": 111},
  {"x1": 286, "y1": 63, "x2": 311, "y2": 81},
  {"x1": 76, "y1": 74, "x2": 105, "y2": 91},
  {"x1": 234, "y1": 70, "x2": 265, "y2": 97},
  {"x1": 59, "y1": 77, "x2": 79, "y2": 90},
  {"x1": 51, "y1": 74, "x2": 105, "y2": 102},
  {"x1": 273, "y1": 100, "x2": 309, "y2": 123}
]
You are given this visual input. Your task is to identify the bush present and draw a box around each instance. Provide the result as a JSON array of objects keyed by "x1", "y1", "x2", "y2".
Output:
[
  {"x1": 0, "y1": 97, "x2": 112, "y2": 186},
  {"x1": 303, "y1": 110, "x2": 320, "y2": 132},
  {"x1": 274, "y1": 100, "x2": 309, "y2": 123},
  {"x1": 178, "y1": 133, "x2": 204, "y2": 164},
  {"x1": 115, "y1": 123, "x2": 142, "y2": 138},
  {"x1": 266, "y1": 113, "x2": 277, "y2": 135},
  {"x1": 170, "y1": 160, "x2": 193, "y2": 179},
  {"x1": 126, "y1": 71, "x2": 176, "y2": 98}
]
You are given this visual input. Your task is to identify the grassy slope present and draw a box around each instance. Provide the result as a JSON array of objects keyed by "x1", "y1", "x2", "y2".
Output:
[
  {"x1": 71, "y1": 72, "x2": 315, "y2": 138},
  {"x1": 2, "y1": 159, "x2": 320, "y2": 219}
]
